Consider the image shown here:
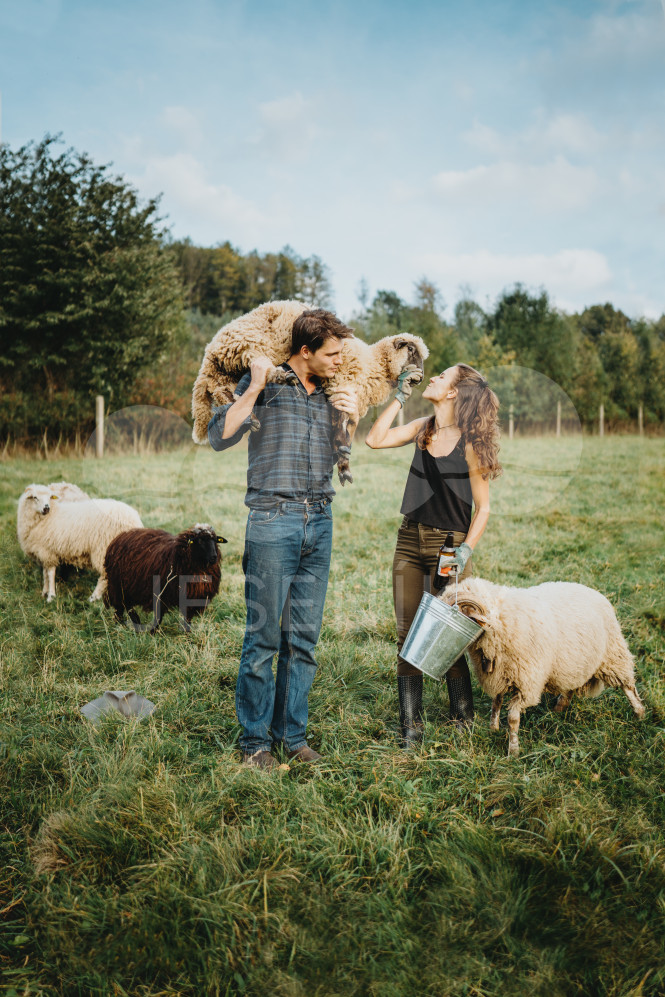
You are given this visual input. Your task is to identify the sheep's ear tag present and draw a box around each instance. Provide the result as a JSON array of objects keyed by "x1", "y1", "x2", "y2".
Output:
[
  {"x1": 188, "y1": 539, "x2": 193, "y2": 544},
  {"x1": 217, "y1": 536, "x2": 228, "y2": 544},
  {"x1": 50, "y1": 494, "x2": 59, "y2": 500}
]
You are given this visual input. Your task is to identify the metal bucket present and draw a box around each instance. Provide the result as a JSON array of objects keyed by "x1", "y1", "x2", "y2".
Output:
[{"x1": 401, "y1": 591, "x2": 484, "y2": 681}]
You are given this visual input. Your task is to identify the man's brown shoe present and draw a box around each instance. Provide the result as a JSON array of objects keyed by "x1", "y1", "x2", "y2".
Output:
[
  {"x1": 287, "y1": 745, "x2": 322, "y2": 763},
  {"x1": 242, "y1": 749, "x2": 278, "y2": 770}
]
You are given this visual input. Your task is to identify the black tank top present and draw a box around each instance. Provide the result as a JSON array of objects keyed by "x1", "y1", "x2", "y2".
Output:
[{"x1": 400, "y1": 438, "x2": 473, "y2": 532}]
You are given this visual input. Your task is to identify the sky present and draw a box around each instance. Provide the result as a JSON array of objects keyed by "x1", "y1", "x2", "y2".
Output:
[{"x1": 1, "y1": 0, "x2": 664, "y2": 322}]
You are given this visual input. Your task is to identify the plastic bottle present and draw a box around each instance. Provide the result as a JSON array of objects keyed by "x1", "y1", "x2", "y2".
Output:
[{"x1": 433, "y1": 532, "x2": 456, "y2": 591}]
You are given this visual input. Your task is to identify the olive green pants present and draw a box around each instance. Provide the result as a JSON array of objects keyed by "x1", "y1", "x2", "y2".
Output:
[{"x1": 392, "y1": 517, "x2": 473, "y2": 678}]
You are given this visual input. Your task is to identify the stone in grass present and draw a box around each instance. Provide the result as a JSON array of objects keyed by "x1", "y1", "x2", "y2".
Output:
[{"x1": 81, "y1": 690, "x2": 156, "y2": 724}]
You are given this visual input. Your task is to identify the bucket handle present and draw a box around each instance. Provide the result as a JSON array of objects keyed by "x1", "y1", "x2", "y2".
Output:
[{"x1": 449, "y1": 571, "x2": 487, "y2": 622}]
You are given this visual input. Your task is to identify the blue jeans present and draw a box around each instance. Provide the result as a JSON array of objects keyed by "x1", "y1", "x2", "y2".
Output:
[{"x1": 236, "y1": 500, "x2": 333, "y2": 754}]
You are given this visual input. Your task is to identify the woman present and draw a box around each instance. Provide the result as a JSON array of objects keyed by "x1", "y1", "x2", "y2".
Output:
[{"x1": 366, "y1": 362, "x2": 501, "y2": 747}]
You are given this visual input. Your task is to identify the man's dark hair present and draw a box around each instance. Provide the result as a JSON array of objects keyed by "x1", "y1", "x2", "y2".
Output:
[{"x1": 291, "y1": 309, "x2": 354, "y2": 355}]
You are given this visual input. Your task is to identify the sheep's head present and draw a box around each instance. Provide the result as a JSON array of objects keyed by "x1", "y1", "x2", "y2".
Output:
[
  {"x1": 48, "y1": 481, "x2": 89, "y2": 501},
  {"x1": 19, "y1": 484, "x2": 60, "y2": 520},
  {"x1": 379, "y1": 334, "x2": 429, "y2": 386},
  {"x1": 182, "y1": 523, "x2": 228, "y2": 569},
  {"x1": 442, "y1": 577, "x2": 504, "y2": 674}
]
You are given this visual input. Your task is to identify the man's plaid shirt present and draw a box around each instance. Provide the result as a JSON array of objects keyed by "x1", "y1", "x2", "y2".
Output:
[{"x1": 207, "y1": 366, "x2": 338, "y2": 509}]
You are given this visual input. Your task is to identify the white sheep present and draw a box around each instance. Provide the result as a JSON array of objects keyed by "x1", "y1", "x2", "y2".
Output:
[
  {"x1": 443, "y1": 577, "x2": 645, "y2": 757},
  {"x1": 190, "y1": 299, "x2": 429, "y2": 483},
  {"x1": 17, "y1": 482, "x2": 90, "y2": 596},
  {"x1": 17, "y1": 485, "x2": 143, "y2": 602}
]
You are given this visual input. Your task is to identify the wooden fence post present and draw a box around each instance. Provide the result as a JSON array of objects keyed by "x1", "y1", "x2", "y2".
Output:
[
  {"x1": 638, "y1": 404, "x2": 644, "y2": 437},
  {"x1": 599, "y1": 403, "x2": 604, "y2": 438},
  {"x1": 95, "y1": 395, "x2": 104, "y2": 458},
  {"x1": 509, "y1": 404, "x2": 514, "y2": 440},
  {"x1": 556, "y1": 400, "x2": 561, "y2": 438}
]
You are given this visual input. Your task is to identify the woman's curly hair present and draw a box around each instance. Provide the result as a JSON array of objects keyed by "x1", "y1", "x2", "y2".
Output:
[{"x1": 416, "y1": 363, "x2": 502, "y2": 480}]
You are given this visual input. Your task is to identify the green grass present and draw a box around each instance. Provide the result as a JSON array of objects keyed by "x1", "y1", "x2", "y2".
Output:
[{"x1": 1, "y1": 436, "x2": 664, "y2": 996}]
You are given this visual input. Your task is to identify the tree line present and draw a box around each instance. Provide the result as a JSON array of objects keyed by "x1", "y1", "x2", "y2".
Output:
[
  {"x1": 1, "y1": 136, "x2": 662, "y2": 446},
  {"x1": 351, "y1": 281, "x2": 665, "y2": 430},
  {"x1": 172, "y1": 240, "x2": 332, "y2": 317}
]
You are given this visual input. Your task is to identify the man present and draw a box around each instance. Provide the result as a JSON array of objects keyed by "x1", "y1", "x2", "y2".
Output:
[{"x1": 208, "y1": 309, "x2": 359, "y2": 770}]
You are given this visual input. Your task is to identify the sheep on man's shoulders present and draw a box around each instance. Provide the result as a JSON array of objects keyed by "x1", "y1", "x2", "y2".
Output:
[{"x1": 190, "y1": 299, "x2": 429, "y2": 484}]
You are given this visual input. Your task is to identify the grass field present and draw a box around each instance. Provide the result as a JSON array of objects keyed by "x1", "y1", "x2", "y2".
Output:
[{"x1": 1, "y1": 436, "x2": 664, "y2": 996}]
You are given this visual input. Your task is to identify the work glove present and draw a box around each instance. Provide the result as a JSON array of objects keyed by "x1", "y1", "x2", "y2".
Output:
[
  {"x1": 394, "y1": 365, "x2": 423, "y2": 407},
  {"x1": 449, "y1": 542, "x2": 473, "y2": 575}
]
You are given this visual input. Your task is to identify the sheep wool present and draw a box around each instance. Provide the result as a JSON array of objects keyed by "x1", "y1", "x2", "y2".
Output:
[
  {"x1": 191, "y1": 299, "x2": 309, "y2": 443},
  {"x1": 18, "y1": 482, "x2": 92, "y2": 597},
  {"x1": 444, "y1": 577, "x2": 645, "y2": 757},
  {"x1": 190, "y1": 298, "x2": 429, "y2": 482},
  {"x1": 18, "y1": 486, "x2": 143, "y2": 602},
  {"x1": 104, "y1": 524, "x2": 225, "y2": 633},
  {"x1": 17, "y1": 483, "x2": 88, "y2": 558}
]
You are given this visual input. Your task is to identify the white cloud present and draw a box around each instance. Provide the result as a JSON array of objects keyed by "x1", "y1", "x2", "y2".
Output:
[
  {"x1": 453, "y1": 80, "x2": 474, "y2": 103},
  {"x1": 414, "y1": 248, "x2": 613, "y2": 311},
  {"x1": 259, "y1": 91, "x2": 311, "y2": 128},
  {"x1": 463, "y1": 112, "x2": 606, "y2": 160},
  {"x1": 584, "y1": 6, "x2": 665, "y2": 63},
  {"x1": 462, "y1": 121, "x2": 505, "y2": 157},
  {"x1": 129, "y1": 150, "x2": 275, "y2": 245},
  {"x1": 251, "y1": 91, "x2": 319, "y2": 160},
  {"x1": 536, "y1": 113, "x2": 605, "y2": 157},
  {"x1": 431, "y1": 157, "x2": 600, "y2": 212},
  {"x1": 160, "y1": 106, "x2": 203, "y2": 149},
  {"x1": 538, "y1": 3, "x2": 665, "y2": 109}
]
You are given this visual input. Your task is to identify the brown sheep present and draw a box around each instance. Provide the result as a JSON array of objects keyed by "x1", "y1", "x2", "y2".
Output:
[{"x1": 104, "y1": 524, "x2": 227, "y2": 633}]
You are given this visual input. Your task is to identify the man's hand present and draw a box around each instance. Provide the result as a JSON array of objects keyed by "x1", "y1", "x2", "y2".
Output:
[
  {"x1": 395, "y1": 365, "x2": 423, "y2": 408},
  {"x1": 219, "y1": 356, "x2": 273, "y2": 441},
  {"x1": 249, "y1": 355, "x2": 274, "y2": 392},
  {"x1": 329, "y1": 388, "x2": 360, "y2": 426}
]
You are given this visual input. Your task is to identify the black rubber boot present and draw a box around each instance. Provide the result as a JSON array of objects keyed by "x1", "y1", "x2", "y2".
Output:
[
  {"x1": 446, "y1": 657, "x2": 474, "y2": 729},
  {"x1": 397, "y1": 674, "x2": 424, "y2": 749}
]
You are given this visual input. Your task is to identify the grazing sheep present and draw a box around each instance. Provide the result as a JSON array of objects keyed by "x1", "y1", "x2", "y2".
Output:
[
  {"x1": 190, "y1": 299, "x2": 429, "y2": 483},
  {"x1": 17, "y1": 482, "x2": 90, "y2": 593},
  {"x1": 17, "y1": 486, "x2": 143, "y2": 602},
  {"x1": 104, "y1": 524, "x2": 227, "y2": 633},
  {"x1": 443, "y1": 577, "x2": 645, "y2": 757}
]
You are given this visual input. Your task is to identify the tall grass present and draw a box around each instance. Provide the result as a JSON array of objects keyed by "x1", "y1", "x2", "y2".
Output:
[{"x1": 1, "y1": 437, "x2": 664, "y2": 996}]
